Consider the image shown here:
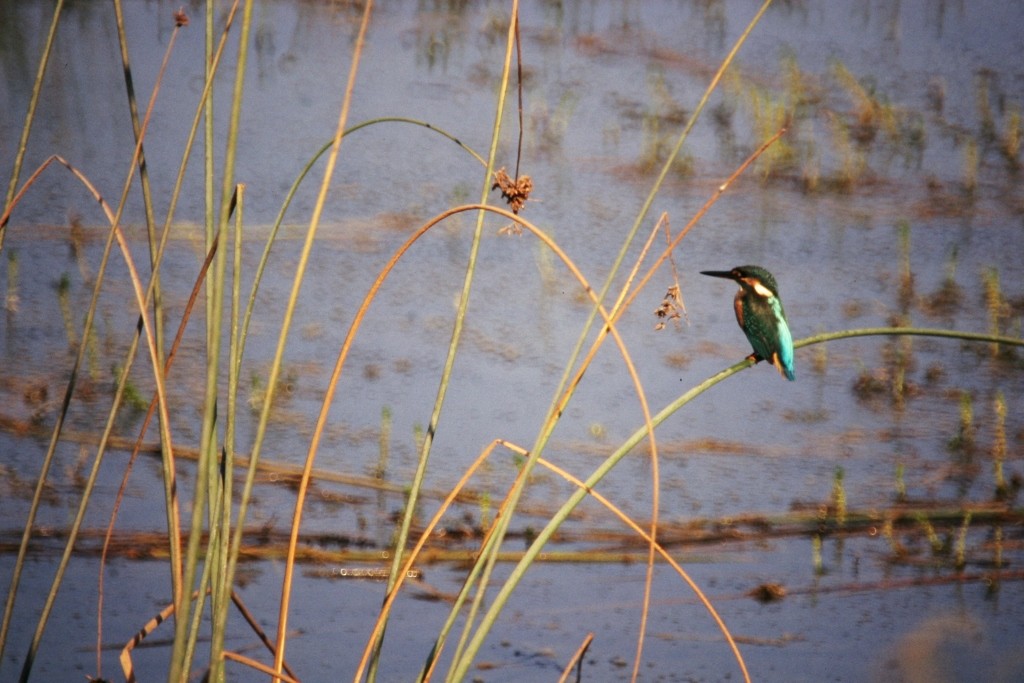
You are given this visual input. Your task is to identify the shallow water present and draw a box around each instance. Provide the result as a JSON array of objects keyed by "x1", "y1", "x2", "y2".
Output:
[{"x1": 2, "y1": 1, "x2": 1023, "y2": 681}]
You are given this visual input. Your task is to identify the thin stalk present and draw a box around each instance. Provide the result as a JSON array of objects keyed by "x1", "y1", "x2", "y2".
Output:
[
  {"x1": 259, "y1": 196, "x2": 653, "y2": 681},
  {"x1": 0, "y1": 0, "x2": 65, "y2": 249},
  {"x1": 0, "y1": 4, "x2": 69, "y2": 660},
  {"x1": 354, "y1": 440, "x2": 519, "y2": 682},
  {"x1": 797, "y1": 327, "x2": 1024, "y2": 350},
  {"x1": 371, "y1": 4, "x2": 521, "y2": 680},
  {"x1": 8, "y1": 17, "x2": 186, "y2": 677},
  {"x1": 19, "y1": 209, "x2": 175, "y2": 683},
  {"x1": 97, "y1": 232, "x2": 220, "y2": 679},
  {"x1": 95, "y1": 3, "x2": 242, "y2": 676},
  {"x1": 556, "y1": 633, "x2": 593, "y2": 683},
  {"x1": 441, "y1": 125, "x2": 784, "y2": 681},
  {"x1": 112, "y1": 0, "x2": 166, "y2": 377},
  {"x1": 236, "y1": 115, "x2": 487, "y2": 412},
  {"x1": 447, "y1": 5, "x2": 773, "y2": 678},
  {"x1": 446, "y1": 327, "x2": 1023, "y2": 681},
  {"x1": 259, "y1": 2, "x2": 375, "y2": 678},
  {"x1": 534, "y1": 456, "x2": 750, "y2": 683},
  {"x1": 194, "y1": 184, "x2": 241, "y2": 683},
  {"x1": 181, "y1": 0, "x2": 255, "y2": 677},
  {"x1": 216, "y1": 184, "x2": 245, "y2": 672},
  {"x1": 545, "y1": 0, "x2": 774, "y2": 438}
]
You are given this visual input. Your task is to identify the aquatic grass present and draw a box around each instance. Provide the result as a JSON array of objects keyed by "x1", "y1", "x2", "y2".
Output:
[
  {"x1": 825, "y1": 109, "x2": 866, "y2": 192},
  {"x1": 294, "y1": 198, "x2": 675, "y2": 680},
  {"x1": 377, "y1": 405, "x2": 392, "y2": 481},
  {"x1": 112, "y1": 364, "x2": 148, "y2": 412},
  {"x1": 811, "y1": 534, "x2": 824, "y2": 575},
  {"x1": 738, "y1": 54, "x2": 944, "y2": 192},
  {"x1": 529, "y1": 91, "x2": 579, "y2": 153},
  {"x1": 4, "y1": 3, "x2": 1024, "y2": 683},
  {"x1": 914, "y1": 512, "x2": 945, "y2": 555},
  {"x1": 721, "y1": 59, "x2": 803, "y2": 182},
  {"x1": 881, "y1": 517, "x2": 907, "y2": 558},
  {"x1": 922, "y1": 246, "x2": 963, "y2": 316},
  {"x1": 368, "y1": 7, "x2": 524, "y2": 678},
  {"x1": 56, "y1": 273, "x2": 76, "y2": 350},
  {"x1": 112, "y1": 0, "x2": 167, "y2": 389},
  {"x1": 962, "y1": 137, "x2": 979, "y2": 194},
  {"x1": 0, "y1": 0, "x2": 65, "y2": 252},
  {"x1": 638, "y1": 69, "x2": 694, "y2": 176},
  {"x1": 831, "y1": 58, "x2": 914, "y2": 163},
  {"x1": 831, "y1": 467, "x2": 847, "y2": 528},
  {"x1": 992, "y1": 525, "x2": 1004, "y2": 572},
  {"x1": 894, "y1": 461, "x2": 907, "y2": 503},
  {"x1": 891, "y1": 331, "x2": 912, "y2": 410},
  {"x1": 948, "y1": 390, "x2": 975, "y2": 454},
  {"x1": 992, "y1": 392, "x2": 1007, "y2": 498},
  {"x1": 975, "y1": 71, "x2": 997, "y2": 145},
  {"x1": 955, "y1": 512, "x2": 971, "y2": 570},
  {"x1": 1000, "y1": 104, "x2": 1022, "y2": 170},
  {"x1": 0, "y1": 12, "x2": 190, "y2": 663},
  {"x1": 831, "y1": 59, "x2": 882, "y2": 146},
  {"x1": 4, "y1": 250, "x2": 18, "y2": 312},
  {"x1": 897, "y1": 221, "x2": 913, "y2": 310},
  {"x1": 0, "y1": 3, "x2": 254, "y2": 681},
  {"x1": 983, "y1": 267, "x2": 1008, "y2": 357}
]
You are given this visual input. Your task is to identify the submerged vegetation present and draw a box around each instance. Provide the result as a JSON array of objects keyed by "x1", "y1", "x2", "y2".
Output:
[{"x1": 1, "y1": 1, "x2": 1023, "y2": 682}]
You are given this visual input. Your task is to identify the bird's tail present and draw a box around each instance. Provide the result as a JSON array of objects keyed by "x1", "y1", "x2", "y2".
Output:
[{"x1": 771, "y1": 352, "x2": 796, "y2": 381}]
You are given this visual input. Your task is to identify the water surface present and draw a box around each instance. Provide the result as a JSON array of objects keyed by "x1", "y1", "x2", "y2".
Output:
[{"x1": 2, "y1": 1, "x2": 1023, "y2": 681}]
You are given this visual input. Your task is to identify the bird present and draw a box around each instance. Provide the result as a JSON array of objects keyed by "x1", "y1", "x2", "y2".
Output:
[{"x1": 700, "y1": 265, "x2": 795, "y2": 381}]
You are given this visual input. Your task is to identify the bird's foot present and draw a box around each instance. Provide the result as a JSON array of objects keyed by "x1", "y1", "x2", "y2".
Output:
[{"x1": 745, "y1": 353, "x2": 763, "y2": 365}]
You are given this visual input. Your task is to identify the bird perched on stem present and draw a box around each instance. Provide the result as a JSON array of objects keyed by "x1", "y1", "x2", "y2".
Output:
[{"x1": 701, "y1": 265, "x2": 795, "y2": 381}]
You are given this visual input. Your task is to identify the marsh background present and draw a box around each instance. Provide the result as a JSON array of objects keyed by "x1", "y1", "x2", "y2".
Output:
[{"x1": 1, "y1": 1, "x2": 1023, "y2": 681}]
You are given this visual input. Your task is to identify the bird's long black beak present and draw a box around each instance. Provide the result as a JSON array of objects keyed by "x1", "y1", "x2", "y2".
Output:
[{"x1": 700, "y1": 270, "x2": 735, "y2": 280}]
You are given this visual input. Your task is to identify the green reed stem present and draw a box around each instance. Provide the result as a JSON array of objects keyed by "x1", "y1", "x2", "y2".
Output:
[
  {"x1": 364, "y1": 10, "x2": 522, "y2": 683},
  {"x1": 191, "y1": 109, "x2": 489, "y2": 683},
  {"x1": 993, "y1": 392, "x2": 1007, "y2": 496},
  {"x1": 262, "y1": 1, "x2": 375, "y2": 678},
  {"x1": 446, "y1": 5, "x2": 774, "y2": 681},
  {"x1": 832, "y1": 467, "x2": 847, "y2": 527},
  {"x1": 447, "y1": 324, "x2": 1024, "y2": 681},
  {"x1": 955, "y1": 512, "x2": 972, "y2": 570},
  {"x1": 4, "y1": 251, "x2": 18, "y2": 311},
  {"x1": 185, "y1": 0, "x2": 255, "y2": 678},
  {"x1": 10, "y1": 17, "x2": 191, "y2": 679},
  {"x1": 0, "y1": 1, "x2": 64, "y2": 249},
  {"x1": 894, "y1": 461, "x2": 906, "y2": 502},
  {"x1": 436, "y1": 10, "x2": 523, "y2": 678},
  {"x1": 113, "y1": 0, "x2": 166, "y2": 376},
  {"x1": 101, "y1": 7, "x2": 243, "y2": 678}
]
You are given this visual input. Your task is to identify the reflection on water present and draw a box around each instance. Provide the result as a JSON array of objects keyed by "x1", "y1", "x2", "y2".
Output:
[{"x1": 1, "y1": 1, "x2": 1023, "y2": 681}]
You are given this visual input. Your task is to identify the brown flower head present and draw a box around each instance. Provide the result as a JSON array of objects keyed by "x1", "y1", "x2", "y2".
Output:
[{"x1": 492, "y1": 167, "x2": 533, "y2": 215}]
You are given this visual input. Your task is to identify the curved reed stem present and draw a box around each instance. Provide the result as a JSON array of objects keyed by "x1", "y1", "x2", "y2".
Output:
[{"x1": 266, "y1": 1, "x2": 375, "y2": 677}]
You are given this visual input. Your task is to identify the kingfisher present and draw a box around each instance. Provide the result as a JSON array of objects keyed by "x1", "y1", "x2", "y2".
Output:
[{"x1": 700, "y1": 265, "x2": 795, "y2": 381}]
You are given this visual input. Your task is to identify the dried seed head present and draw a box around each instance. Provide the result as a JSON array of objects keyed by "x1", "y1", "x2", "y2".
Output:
[{"x1": 492, "y1": 167, "x2": 533, "y2": 214}]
